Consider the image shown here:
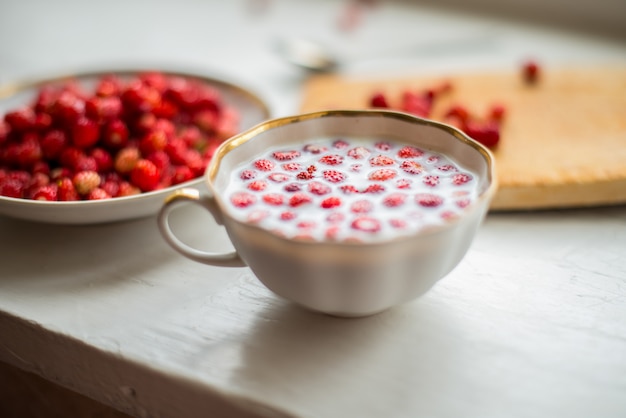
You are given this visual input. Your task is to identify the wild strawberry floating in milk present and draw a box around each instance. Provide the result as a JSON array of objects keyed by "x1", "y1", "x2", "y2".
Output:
[{"x1": 226, "y1": 137, "x2": 479, "y2": 242}]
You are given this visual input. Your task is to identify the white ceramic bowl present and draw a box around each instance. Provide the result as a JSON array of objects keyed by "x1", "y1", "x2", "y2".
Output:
[
  {"x1": 159, "y1": 110, "x2": 497, "y2": 316},
  {"x1": 0, "y1": 69, "x2": 270, "y2": 224}
]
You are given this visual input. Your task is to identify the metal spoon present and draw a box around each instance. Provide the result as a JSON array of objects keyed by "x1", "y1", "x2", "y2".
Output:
[
  {"x1": 275, "y1": 33, "x2": 499, "y2": 73},
  {"x1": 275, "y1": 38, "x2": 340, "y2": 73}
]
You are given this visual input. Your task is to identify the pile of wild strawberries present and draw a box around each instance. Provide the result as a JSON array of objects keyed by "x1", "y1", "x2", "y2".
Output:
[
  {"x1": 0, "y1": 71, "x2": 239, "y2": 201},
  {"x1": 368, "y1": 84, "x2": 504, "y2": 149},
  {"x1": 367, "y1": 60, "x2": 541, "y2": 149}
]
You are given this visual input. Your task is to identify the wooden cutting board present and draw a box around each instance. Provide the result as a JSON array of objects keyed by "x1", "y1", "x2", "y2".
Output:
[{"x1": 299, "y1": 67, "x2": 626, "y2": 211}]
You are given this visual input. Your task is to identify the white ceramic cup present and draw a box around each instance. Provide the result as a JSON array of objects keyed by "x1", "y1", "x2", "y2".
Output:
[{"x1": 158, "y1": 110, "x2": 497, "y2": 317}]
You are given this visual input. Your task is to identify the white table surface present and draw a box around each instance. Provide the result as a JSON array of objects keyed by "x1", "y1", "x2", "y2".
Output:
[{"x1": 1, "y1": 1, "x2": 626, "y2": 417}]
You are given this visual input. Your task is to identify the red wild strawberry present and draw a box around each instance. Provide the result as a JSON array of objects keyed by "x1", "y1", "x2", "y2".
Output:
[
  {"x1": 240, "y1": 169, "x2": 257, "y2": 180},
  {"x1": 254, "y1": 159, "x2": 275, "y2": 171},
  {"x1": 320, "y1": 196, "x2": 341, "y2": 209},
  {"x1": 30, "y1": 185, "x2": 57, "y2": 201},
  {"x1": 231, "y1": 191, "x2": 256, "y2": 208},
  {"x1": 73, "y1": 170, "x2": 101, "y2": 195},
  {"x1": 40, "y1": 130, "x2": 69, "y2": 160},
  {"x1": 193, "y1": 110, "x2": 219, "y2": 133},
  {"x1": 351, "y1": 199, "x2": 373, "y2": 213},
  {"x1": 172, "y1": 166, "x2": 194, "y2": 185},
  {"x1": 282, "y1": 163, "x2": 301, "y2": 171},
  {"x1": 133, "y1": 113, "x2": 157, "y2": 137},
  {"x1": 319, "y1": 154, "x2": 344, "y2": 165},
  {"x1": 153, "y1": 99, "x2": 179, "y2": 119},
  {"x1": 7, "y1": 171, "x2": 31, "y2": 185},
  {"x1": 522, "y1": 59, "x2": 540, "y2": 84},
  {"x1": 72, "y1": 117, "x2": 99, "y2": 149},
  {"x1": 423, "y1": 175, "x2": 440, "y2": 187},
  {"x1": 183, "y1": 149, "x2": 205, "y2": 176},
  {"x1": 139, "y1": 71, "x2": 169, "y2": 92},
  {"x1": 452, "y1": 173, "x2": 473, "y2": 185},
  {"x1": 369, "y1": 155, "x2": 395, "y2": 166},
  {"x1": 139, "y1": 129, "x2": 168, "y2": 155},
  {"x1": 59, "y1": 147, "x2": 84, "y2": 170},
  {"x1": 0, "y1": 121, "x2": 10, "y2": 145},
  {"x1": 456, "y1": 198, "x2": 471, "y2": 208},
  {"x1": 102, "y1": 119, "x2": 129, "y2": 149},
  {"x1": 427, "y1": 155, "x2": 439, "y2": 164},
  {"x1": 437, "y1": 164, "x2": 457, "y2": 172},
  {"x1": 332, "y1": 139, "x2": 349, "y2": 149},
  {"x1": 374, "y1": 141, "x2": 392, "y2": 151},
  {"x1": 400, "y1": 160, "x2": 423, "y2": 175},
  {"x1": 489, "y1": 104, "x2": 506, "y2": 121},
  {"x1": 339, "y1": 185, "x2": 358, "y2": 194},
  {"x1": 262, "y1": 193, "x2": 284, "y2": 206},
  {"x1": 369, "y1": 92, "x2": 389, "y2": 108},
  {"x1": 351, "y1": 216, "x2": 381, "y2": 233},
  {"x1": 178, "y1": 126, "x2": 203, "y2": 147},
  {"x1": 397, "y1": 146, "x2": 424, "y2": 159},
  {"x1": 347, "y1": 146, "x2": 370, "y2": 159},
  {"x1": 297, "y1": 220, "x2": 316, "y2": 229},
  {"x1": 362, "y1": 184, "x2": 385, "y2": 194},
  {"x1": 15, "y1": 135, "x2": 43, "y2": 169},
  {"x1": 57, "y1": 177, "x2": 80, "y2": 201},
  {"x1": 87, "y1": 187, "x2": 111, "y2": 200},
  {"x1": 247, "y1": 180, "x2": 268, "y2": 191},
  {"x1": 396, "y1": 178, "x2": 412, "y2": 189},
  {"x1": 272, "y1": 150, "x2": 300, "y2": 161},
  {"x1": 322, "y1": 170, "x2": 345, "y2": 183},
  {"x1": 117, "y1": 181, "x2": 141, "y2": 197},
  {"x1": 280, "y1": 211, "x2": 296, "y2": 221},
  {"x1": 74, "y1": 155, "x2": 98, "y2": 172},
  {"x1": 101, "y1": 180, "x2": 120, "y2": 197},
  {"x1": 416, "y1": 193, "x2": 443, "y2": 207},
  {"x1": 296, "y1": 171, "x2": 314, "y2": 180},
  {"x1": 268, "y1": 172, "x2": 290, "y2": 183},
  {"x1": 289, "y1": 193, "x2": 312, "y2": 207},
  {"x1": 283, "y1": 183, "x2": 301, "y2": 192},
  {"x1": 383, "y1": 193, "x2": 407, "y2": 207},
  {"x1": 401, "y1": 91, "x2": 431, "y2": 117},
  {"x1": 146, "y1": 150, "x2": 171, "y2": 174},
  {"x1": 303, "y1": 144, "x2": 327, "y2": 154},
  {"x1": 34, "y1": 113, "x2": 52, "y2": 131},
  {"x1": 90, "y1": 148, "x2": 113, "y2": 173},
  {"x1": 33, "y1": 86, "x2": 58, "y2": 114},
  {"x1": 215, "y1": 107, "x2": 239, "y2": 140},
  {"x1": 466, "y1": 121, "x2": 501, "y2": 148},
  {"x1": 130, "y1": 159, "x2": 160, "y2": 192},
  {"x1": 52, "y1": 91, "x2": 85, "y2": 125},
  {"x1": 85, "y1": 96, "x2": 122, "y2": 121},
  {"x1": 95, "y1": 75, "x2": 122, "y2": 97},
  {"x1": 368, "y1": 168, "x2": 396, "y2": 181},
  {"x1": 121, "y1": 81, "x2": 161, "y2": 113},
  {"x1": 444, "y1": 105, "x2": 470, "y2": 123},
  {"x1": 0, "y1": 178, "x2": 25, "y2": 198},
  {"x1": 25, "y1": 172, "x2": 50, "y2": 196},
  {"x1": 4, "y1": 107, "x2": 36, "y2": 132},
  {"x1": 440, "y1": 211, "x2": 458, "y2": 221},
  {"x1": 32, "y1": 161, "x2": 50, "y2": 175},
  {"x1": 308, "y1": 181, "x2": 331, "y2": 195}
]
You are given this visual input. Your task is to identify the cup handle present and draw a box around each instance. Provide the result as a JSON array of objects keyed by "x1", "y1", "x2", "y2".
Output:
[{"x1": 158, "y1": 188, "x2": 247, "y2": 267}]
